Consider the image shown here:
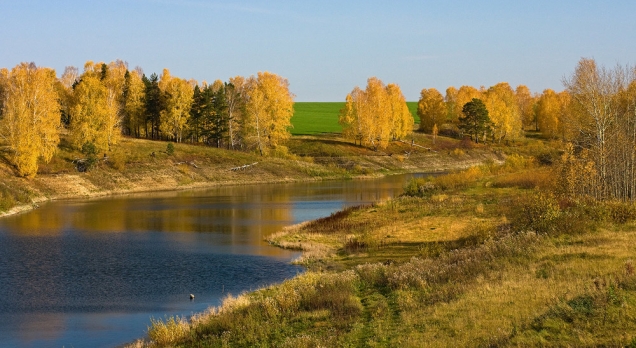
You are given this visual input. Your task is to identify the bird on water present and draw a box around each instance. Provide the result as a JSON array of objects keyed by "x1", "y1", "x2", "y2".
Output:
[{"x1": 190, "y1": 294, "x2": 195, "y2": 300}]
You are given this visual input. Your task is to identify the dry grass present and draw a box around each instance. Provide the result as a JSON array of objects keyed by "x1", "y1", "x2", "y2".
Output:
[{"x1": 131, "y1": 155, "x2": 636, "y2": 347}]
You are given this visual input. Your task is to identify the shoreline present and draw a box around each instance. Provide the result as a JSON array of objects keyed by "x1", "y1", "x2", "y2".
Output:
[{"x1": 0, "y1": 160, "x2": 479, "y2": 220}]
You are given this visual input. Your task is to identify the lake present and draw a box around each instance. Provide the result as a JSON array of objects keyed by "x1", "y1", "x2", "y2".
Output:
[{"x1": 0, "y1": 173, "x2": 422, "y2": 347}]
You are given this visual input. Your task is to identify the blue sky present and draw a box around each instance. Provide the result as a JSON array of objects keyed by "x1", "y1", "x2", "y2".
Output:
[{"x1": 1, "y1": 0, "x2": 635, "y2": 101}]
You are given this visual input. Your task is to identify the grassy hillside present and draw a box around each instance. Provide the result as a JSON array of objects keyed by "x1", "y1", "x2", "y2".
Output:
[
  {"x1": 0, "y1": 132, "x2": 495, "y2": 217},
  {"x1": 291, "y1": 102, "x2": 420, "y2": 135}
]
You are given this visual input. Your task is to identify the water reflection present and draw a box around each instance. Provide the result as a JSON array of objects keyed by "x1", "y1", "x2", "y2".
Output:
[{"x1": 0, "y1": 174, "x2": 420, "y2": 348}]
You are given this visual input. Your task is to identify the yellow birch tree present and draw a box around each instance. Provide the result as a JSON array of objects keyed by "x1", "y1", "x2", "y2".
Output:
[
  {"x1": 417, "y1": 88, "x2": 446, "y2": 132},
  {"x1": 386, "y1": 83, "x2": 414, "y2": 140},
  {"x1": 339, "y1": 87, "x2": 365, "y2": 145},
  {"x1": 243, "y1": 72, "x2": 294, "y2": 155},
  {"x1": 225, "y1": 76, "x2": 246, "y2": 149},
  {"x1": 124, "y1": 69, "x2": 146, "y2": 137},
  {"x1": 515, "y1": 84, "x2": 536, "y2": 129},
  {"x1": 535, "y1": 89, "x2": 560, "y2": 138},
  {"x1": 158, "y1": 69, "x2": 194, "y2": 142},
  {"x1": 365, "y1": 77, "x2": 391, "y2": 149},
  {"x1": 0, "y1": 63, "x2": 61, "y2": 177},
  {"x1": 339, "y1": 78, "x2": 411, "y2": 150},
  {"x1": 455, "y1": 86, "x2": 482, "y2": 124},
  {"x1": 69, "y1": 72, "x2": 110, "y2": 152},
  {"x1": 484, "y1": 82, "x2": 523, "y2": 142},
  {"x1": 102, "y1": 60, "x2": 128, "y2": 147}
]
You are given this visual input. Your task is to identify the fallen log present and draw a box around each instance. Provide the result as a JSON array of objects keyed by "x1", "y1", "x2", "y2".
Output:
[
  {"x1": 175, "y1": 161, "x2": 199, "y2": 168},
  {"x1": 398, "y1": 139, "x2": 437, "y2": 152},
  {"x1": 230, "y1": 162, "x2": 258, "y2": 171}
]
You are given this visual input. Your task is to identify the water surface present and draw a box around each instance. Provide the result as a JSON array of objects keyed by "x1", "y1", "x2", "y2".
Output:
[{"x1": 0, "y1": 174, "x2": 420, "y2": 347}]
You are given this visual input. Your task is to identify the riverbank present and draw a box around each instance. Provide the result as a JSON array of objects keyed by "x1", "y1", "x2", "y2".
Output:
[
  {"x1": 0, "y1": 133, "x2": 499, "y2": 219},
  {"x1": 132, "y1": 151, "x2": 636, "y2": 347}
]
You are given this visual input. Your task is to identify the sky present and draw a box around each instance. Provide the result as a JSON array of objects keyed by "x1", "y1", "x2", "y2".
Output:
[{"x1": 1, "y1": 0, "x2": 635, "y2": 101}]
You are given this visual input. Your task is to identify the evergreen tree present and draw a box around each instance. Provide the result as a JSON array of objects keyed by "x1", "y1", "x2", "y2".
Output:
[
  {"x1": 143, "y1": 73, "x2": 161, "y2": 139},
  {"x1": 188, "y1": 85, "x2": 204, "y2": 142},
  {"x1": 459, "y1": 98, "x2": 492, "y2": 143},
  {"x1": 209, "y1": 85, "x2": 228, "y2": 148}
]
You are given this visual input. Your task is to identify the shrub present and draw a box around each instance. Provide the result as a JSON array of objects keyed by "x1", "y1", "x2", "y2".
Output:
[
  {"x1": 491, "y1": 170, "x2": 553, "y2": 190},
  {"x1": 510, "y1": 191, "x2": 561, "y2": 234},
  {"x1": 107, "y1": 151, "x2": 126, "y2": 171},
  {"x1": 76, "y1": 142, "x2": 99, "y2": 172},
  {"x1": 166, "y1": 142, "x2": 175, "y2": 155},
  {"x1": 503, "y1": 154, "x2": 535, "y2": 171},
  {"x1": 606, "y1": 201, "x2": 636, "y2": 224}
]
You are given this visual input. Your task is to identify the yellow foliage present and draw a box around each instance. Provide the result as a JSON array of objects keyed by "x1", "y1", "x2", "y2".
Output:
[
  {"x1": 102, "y1": 60, "x2": 127, "y2": 147},
  {"x1": 387, "y1": 83, "x2": 414, "y2": 140},
  {"x1": 124, "y1": 69, "x2": 146, "y2": 137},
  {"x1": 0, "y1": 63, "x2": 61, "y2": 177},
  {"x1": 69, "y1": 73, "x2": 110, "y2": 152},
  {"x1": 515, "y1": 84, "x2": 536, "y2": 128},
  {"x1": 159, "y1": 68, "x2": 194, "y2": 143},
  {"x1": 454, "y1": 85, "x2": 482, "y2": 124},
  {"x1": 339, "y1": 78, "x2": 412, "y2": 150},
  {"x1": 484, "y1": 82, "x2": 523, "y2": 142},
  {"x1": 244, "y1": 72, "x2": 294, "y2": 155},
  {"x1": 536, "y1": 89, "x2": 561, "y2": 138},
  {"x1": 417, "y1": 88, "x2": 446, "y2": 132}
]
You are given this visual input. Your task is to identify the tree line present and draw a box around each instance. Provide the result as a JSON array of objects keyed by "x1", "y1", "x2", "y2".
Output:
[
  {"x1": 417, "y1": 58, "x2": 636, "y2": 202},
  {"x1": 0, "y1": 60, "x2": 294, "y2": 177}
]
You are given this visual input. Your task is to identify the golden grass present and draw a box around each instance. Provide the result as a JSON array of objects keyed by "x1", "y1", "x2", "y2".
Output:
[{"x1": 126, "y1": 138, "x2": 636, "y2": 347}]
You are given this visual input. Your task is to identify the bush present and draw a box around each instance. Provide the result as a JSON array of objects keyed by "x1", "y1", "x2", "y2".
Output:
[
  {"x1": 510, "y1": 191, "x2": 561, "y2": 234},
  {"x1": 166, "y1": 142, "x2": 175, "y2": 156},
  {"x1": 107, "y1": 150, "x2": 126, "y2": 171},
  {"x1": 607, "y1": 201, "x2": 636, "y2": 224},
  {"x1": 76, "y1": 142, "x2": 99, "y2": 172}
]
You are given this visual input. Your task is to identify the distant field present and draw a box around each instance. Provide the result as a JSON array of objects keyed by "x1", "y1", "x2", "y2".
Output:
[
  {"x1": 407, "y1": 101, "x2": 418, "y2": 123},
  {"x1": 291, "y1": 102, "x2": 345, "y2": 135},
  {"x1": 291, "y1": 102, "x2": 419, "y2": 135}
]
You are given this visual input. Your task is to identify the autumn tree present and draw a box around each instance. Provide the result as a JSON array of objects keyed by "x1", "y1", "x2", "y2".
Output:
[
  {"x1": 339, "y1": 78, "x2": 412, "y2": 150},
  {"x1": 69, "y1": 68, "x2": 110, "y2": 152},
  {"x1": 563, "y1": 58, "x2": 636, "y2": 200},
  {"x1": 339, "y1": 87, "x2": 365, "y2": 145},
  {"x1": 459, "y1": 98, "x2": 492, "y2": 143},
  {"x1": 417, "y1": 88, "x2": 446, "y2": 133},
  {"x1": 535, "y1": 89, "x2": 561, "y2": 138},
  {"x1": 158, "y1": 69, "x2": 193, "y2": 142},
  {"x1": 454, "y1": 86, "x2": 482, "y2": 124},
  {"x1": 444, "y1": 86, "x2": 458, "y2": 123},
  {"x1": 484, "y1": 82, "x2": 523, "y2": 142},
  {"x1": 515, "y1": 85, "x2": 536, "y2": 129},
  {"x1": 386, "y1": 83, "x2": 414, "y2": 140},
  {"x1": 225, "y1": 76, "x2": 247, "y2": 150},
  {"x1": 58, "y1": 66, "x2": 79, "y2": 126},
  {"x1": 102, "y1": 60, "x2": 127, "y2": 147},
  {"x1": 243, "y1": 72, "x2": 294, "y2": 155},
  {"x1": 124, "y1": 68, "x2": 146, "y2": 137},
  {"x1": 0, "y1": 63, "x2": 60, "y2": 177}
]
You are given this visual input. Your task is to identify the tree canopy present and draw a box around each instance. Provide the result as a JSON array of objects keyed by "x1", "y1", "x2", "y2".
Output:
[
  {"x1": 339, "y1": 77, "x2": 412, "y2": 150},
  {"x1": 0, "y1": 63, "x2": 60, "y2": 177}
]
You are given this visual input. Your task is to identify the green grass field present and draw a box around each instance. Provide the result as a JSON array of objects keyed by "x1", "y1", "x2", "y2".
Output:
[{"x1": 291, "y1": 102, "x2": 419, "y2": 135}]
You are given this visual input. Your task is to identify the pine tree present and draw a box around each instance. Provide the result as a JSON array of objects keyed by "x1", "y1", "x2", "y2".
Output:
[{"x1": 459, "y1": 98, "x2": 492, "y2": 143}]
